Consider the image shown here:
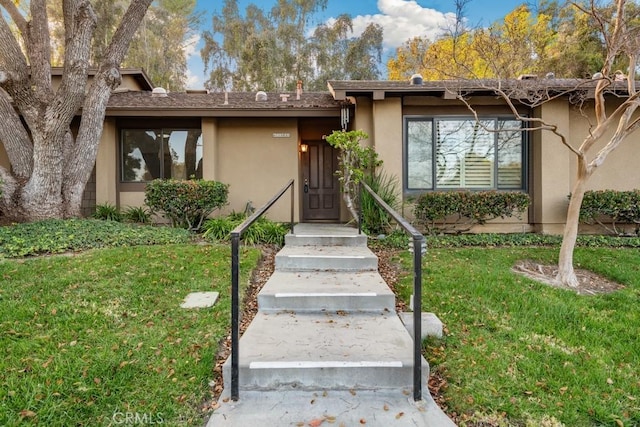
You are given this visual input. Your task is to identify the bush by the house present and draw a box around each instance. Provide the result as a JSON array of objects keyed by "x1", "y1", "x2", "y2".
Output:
[
  {"x1": 92, "y1": 202, "x2": 123, "y2": 221},
  {"x1": 145, "y1": 179, "x2": 228, "y2": 232},
  {"x1": 577, "y1": 189, "x2": 640, "y2": 235},
  {"x1": 413, "y1": 190, "x2": 530, "y2": 234},
  {"x1": 361, "y1": 171, "x2": 400, "y2": 235},
  {"x1": 123, "y1": 206, "x2": 152, "y2": 224},
  {"x1": 202, "y1": 214, "x2": 289, "y2": 246}
]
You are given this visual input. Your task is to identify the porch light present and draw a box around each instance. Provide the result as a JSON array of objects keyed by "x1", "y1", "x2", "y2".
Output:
[{"x1": 300, "y1": 143, "x2": 308, "y2": 153}]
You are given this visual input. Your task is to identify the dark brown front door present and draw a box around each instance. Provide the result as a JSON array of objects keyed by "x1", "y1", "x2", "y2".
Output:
[{"x1": 302, "y1": 140, "x2": 340, "y2": 221}]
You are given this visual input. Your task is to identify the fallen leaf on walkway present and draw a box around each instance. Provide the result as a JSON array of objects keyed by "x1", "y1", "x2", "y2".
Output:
[
  {"x1": 308, "y1": 418, "x2": 324, "y2": 427},
  {"x1": 396, "y1": 412, "x2": 404, "y2": 419},
  {"x1": 383, "y1": 404, "x2": 389, "y2": 411}
]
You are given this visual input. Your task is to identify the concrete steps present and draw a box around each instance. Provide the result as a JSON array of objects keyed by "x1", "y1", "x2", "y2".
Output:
[
  {"x1": 274, "y1": 244, "x2": 378, "y2": 271},
  {"x1": 210, "y1": 223, "x2": 454, "y2": 426},
  {"x1": 258, "y1": 270, "x2": 395, "y2": 312},
  {"x1": 222, "y1": 310, "x2": 426, "y2": 392}
]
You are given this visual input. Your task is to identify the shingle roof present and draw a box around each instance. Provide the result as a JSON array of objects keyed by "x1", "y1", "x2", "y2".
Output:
[
  {"x1": 106, "y1": 90, "x2": 345, "y2": 116},
  {"x1": 327, "y1": 78, "x2": 631, "y2": 99}
]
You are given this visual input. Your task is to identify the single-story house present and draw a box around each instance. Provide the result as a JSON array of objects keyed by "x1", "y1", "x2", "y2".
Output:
[{"x1": 2, "y1": 69, "x2": 638, "y2": 234}]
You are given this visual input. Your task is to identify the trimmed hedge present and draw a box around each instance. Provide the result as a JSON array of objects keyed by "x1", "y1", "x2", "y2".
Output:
[
  {"x1": 413, "y1": 190, "x2": 530, "y2": 234},
  {"x1": 145, "y1": 179, "x2": 228, "y2": 232},
  {"x1": 371, "y1": 229, "x2": 640, "y2": 250},
  {"x1": 577, "y1": 190, "x2": 640, "y2": 235}
]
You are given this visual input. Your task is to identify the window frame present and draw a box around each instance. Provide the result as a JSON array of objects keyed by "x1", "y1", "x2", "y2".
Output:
[
  {"x1": 403, "y1": 115, "x2": 529, "y2": 195},
  {"x1": 117, "y1": 118, "x2": 202, "y2": 192}
]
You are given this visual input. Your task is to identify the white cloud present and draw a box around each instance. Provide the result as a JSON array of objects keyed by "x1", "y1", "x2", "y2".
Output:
[
  {"x1": 184, "y1": 33, "x2": 201, "y2": 59},
  {"x1": 184, "y1": 33, "x2": 205, "y2": 89},
  {"x1": 185, "y1": 69, "x2": 203, "y2": 89},
  {"x1": 350, "y1": 0, "x2": 457, "y2": 49}
]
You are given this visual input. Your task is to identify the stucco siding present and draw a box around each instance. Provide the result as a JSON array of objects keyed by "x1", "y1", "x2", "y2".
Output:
[
  {"x1": 532, "y1": 100, "x2": 572, "y2": 234},
  {"x1": 568, "y1": 100, "x2": 640, "y2": 191},
  {"x1": 96, "y1": 118, "x2": 118, "y2": 206},
  {"x1": 217, "y1": 118, "x2": 299, "y2": 222},
  {"x1": 372, "y1": 98, "x2": 403, "y2": 191}
]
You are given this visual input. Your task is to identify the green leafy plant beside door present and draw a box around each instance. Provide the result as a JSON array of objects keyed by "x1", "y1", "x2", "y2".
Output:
[{"x1": 325, "y1": 130, "x2": 398, "y2": 232}]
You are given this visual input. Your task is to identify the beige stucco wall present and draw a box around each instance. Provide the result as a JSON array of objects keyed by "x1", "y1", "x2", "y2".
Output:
[
  {"x1": 216, "y1": 118, "x2": 300, "y2": 222},
  {"x1": 532, "y1": 100, "x2": 573, "y2": 234},
  {"x1": 97, "y1": 117, "x2": 302, "y2": 222},
  {"x1": 96, "y1": 118, "x2": 118, "y2": 206},
  {"x1": 372, "y1": 98, "x2": 403, "y2": 187},
  {"x1": 352, "y1": 97, "x2": 374, "y2": 147},
  {"x1": 354, "y1": 95, "x2": 530, "y2": 231},
  {"x1": 530, "y1": 98, "x2": 640, "y2": 234},
  {"x1": 570, "y1": 99, "x2": 640, "y2": 191}
]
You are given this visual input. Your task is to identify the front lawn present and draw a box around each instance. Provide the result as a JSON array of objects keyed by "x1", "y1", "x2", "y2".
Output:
[
  {"x1": 395, "y1": 247, "x2": 640, "y2": 426},
  {"x1": 0, "y1": 243, "x2": 260, "y2": 426}
]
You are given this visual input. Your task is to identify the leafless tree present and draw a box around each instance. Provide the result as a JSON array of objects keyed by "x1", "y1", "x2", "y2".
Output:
[{"x1": 448, "y1": 0, "x2": 640, "y2": 287}]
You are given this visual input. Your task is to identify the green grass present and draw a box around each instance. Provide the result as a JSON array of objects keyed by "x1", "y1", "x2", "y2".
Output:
[
  {"x1": 0, "y1": 243, "x2": 261, "y2": 426},
  {"x1": 394, "y1": 247, "x2": 640, "y2": 426}
]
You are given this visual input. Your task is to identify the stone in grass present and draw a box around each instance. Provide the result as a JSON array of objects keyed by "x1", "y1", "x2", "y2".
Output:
[
  {"x1": 399, "y1": 312, "x2": 443, "y2": 339},
  {"x1": 181, "y1": 292, "x2": 219, "y2": 309}
]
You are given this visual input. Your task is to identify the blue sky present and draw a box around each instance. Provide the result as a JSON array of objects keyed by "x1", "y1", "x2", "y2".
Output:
[{"x1": 185, "y1": 0, "x2": 526, "y2": 88}]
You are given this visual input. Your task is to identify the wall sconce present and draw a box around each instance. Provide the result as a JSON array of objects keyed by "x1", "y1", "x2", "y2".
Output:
[{"x1": 300, "y1": 143, "x2": 308, "y2": 153}]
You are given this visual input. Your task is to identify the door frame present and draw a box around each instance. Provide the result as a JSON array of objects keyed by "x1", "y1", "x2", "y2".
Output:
[{"x1": 300, "y1": 139, "x2": 341, "y2": 222}]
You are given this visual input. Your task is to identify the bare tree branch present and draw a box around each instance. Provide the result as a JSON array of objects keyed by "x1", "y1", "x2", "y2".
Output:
[
  {"x1": 0, "y1": 0, "x2": 28, "y2": 36},
  {"x1": 28, "y1": 0, "x2": 53, "y2": 96},
  {"x1": 0, "y1": 88, "x2": 33, "y2": 178},
  {"x1": 53, "y1": 0, "x2": 96, "y2": 127}
]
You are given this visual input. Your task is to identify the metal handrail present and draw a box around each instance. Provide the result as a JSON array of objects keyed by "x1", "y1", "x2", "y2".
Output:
[
  {"x1": 359, "y1": 181, "x2": 425, "y2": 401},
  {"x1": 229, "y1": 179, "x2": 295, "y2": 401}
]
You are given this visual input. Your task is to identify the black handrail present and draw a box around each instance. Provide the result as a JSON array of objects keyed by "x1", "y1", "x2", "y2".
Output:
[
  {"x1": 359, "y1": 181, "x2": 426, "y2": 401},
  {"x1": 229, "y1": 179, "x2": 295, "y2": 401}
]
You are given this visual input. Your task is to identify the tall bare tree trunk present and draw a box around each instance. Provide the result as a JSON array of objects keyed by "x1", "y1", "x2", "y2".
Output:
[{"x1": 557, "y1": 156, "x2": 590, "y2": 287}]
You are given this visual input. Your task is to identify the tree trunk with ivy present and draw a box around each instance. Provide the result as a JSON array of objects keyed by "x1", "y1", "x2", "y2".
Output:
[{"x1": 0, "y1": 0, "x2": 153, "y2": 221}]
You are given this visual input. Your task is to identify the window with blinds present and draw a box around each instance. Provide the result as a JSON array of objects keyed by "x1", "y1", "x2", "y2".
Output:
[{"x1": 406, "y1": 117, "x2": 525, "y2": 191}]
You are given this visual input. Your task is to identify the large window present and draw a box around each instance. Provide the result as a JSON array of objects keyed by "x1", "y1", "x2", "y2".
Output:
[
  {"x1": 406, "y1": 117, "x2": 526, "y2": 191},
  {"x1": 121, "y1": 128, "x2": 203, "y2": 182}
]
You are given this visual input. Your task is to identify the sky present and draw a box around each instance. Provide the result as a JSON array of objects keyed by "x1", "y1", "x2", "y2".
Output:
[{"x1": 184, "y1": 0, "x2": 526, "y2": 89}]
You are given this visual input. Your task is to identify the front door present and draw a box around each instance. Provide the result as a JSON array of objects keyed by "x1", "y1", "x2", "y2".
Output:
[{"x1": 301, "y1": 140, "x2": 340, "y2": 221}]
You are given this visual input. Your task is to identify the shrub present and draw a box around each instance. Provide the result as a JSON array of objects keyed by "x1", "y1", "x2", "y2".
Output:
[
  {"x1": 361, "y1": 171, "x2": 400, "y2": 235},
  {"x1": 577, "y1": 190, "x2": 640, "y2": 235},
  {"x1": 202, "y1": 215, "x2": 288, "y2": 246},
  {"x1": 0, "y1": 219, "x2": 190, "y2": 258},
  {"x1": 123, "y1": 206, "x2": 152, "y2": 224},
  {"x1": 414, "y1": 191, "x2": 530, "y2": 234},
  {"x1": 92, "y1": 203, "x2": 122, "y2": 221},
  {"x1": 145, "y1": 179, "x2": 228, "y2": 232}
]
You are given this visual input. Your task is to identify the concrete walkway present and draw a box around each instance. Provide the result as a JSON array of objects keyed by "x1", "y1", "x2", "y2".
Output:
[{"x1": 206, "y1": 223, "x2": 455, "y2": 426}]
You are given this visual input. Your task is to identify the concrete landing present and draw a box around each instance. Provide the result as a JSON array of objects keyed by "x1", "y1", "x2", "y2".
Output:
[{"x1": 208, "y1": 389, "x2": 456, "y2": 426}]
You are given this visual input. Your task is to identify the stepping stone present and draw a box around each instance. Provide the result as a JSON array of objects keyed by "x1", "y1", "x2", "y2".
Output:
[{"x1": 180, "y1": 291, "x2": 219, "y2": 308}]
